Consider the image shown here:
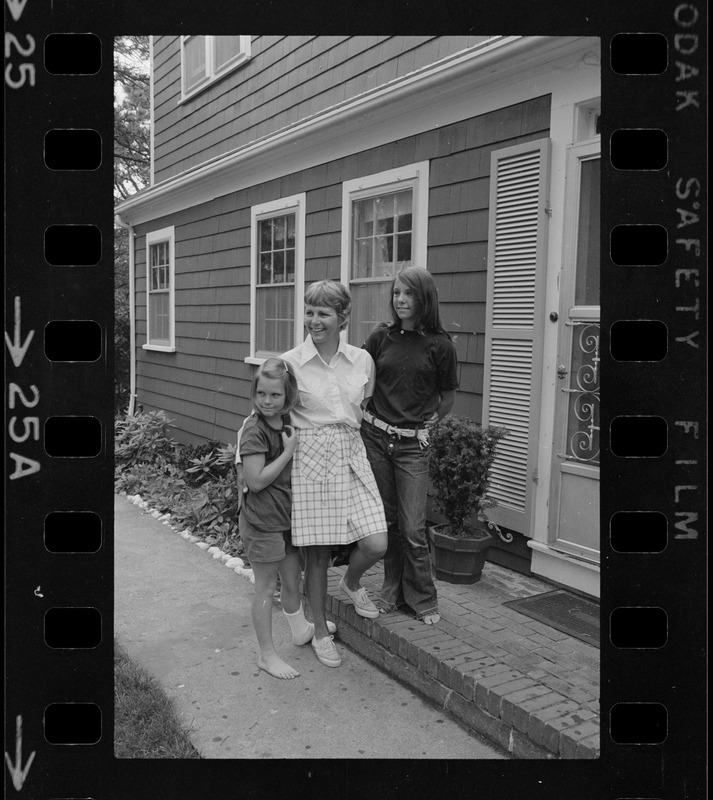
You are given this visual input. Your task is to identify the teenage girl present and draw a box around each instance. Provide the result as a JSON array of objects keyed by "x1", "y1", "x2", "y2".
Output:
[
  {"x1": 361, "y1": 266, "x2": 459, "y2": 625},
  {"x1": 240, "y1": 358, "x2": 331, "y2": 679}
]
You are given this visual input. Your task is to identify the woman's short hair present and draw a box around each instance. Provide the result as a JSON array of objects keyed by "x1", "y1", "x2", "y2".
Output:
[
  {"x1": 251, "y1": 358, "x2": 299, "y2": 414},
  {"x1": 304, "y1": 280, "x2": 352, "y2": 328}
]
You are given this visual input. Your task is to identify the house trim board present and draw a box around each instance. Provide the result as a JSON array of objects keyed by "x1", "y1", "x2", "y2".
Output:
[
  {"x1": 528, "y1": 540, "x2": 600, "y2": 599},
  {"x1": 116, "y1": 36, "x2": 598, "y2": 227},
  {"x1": 530, "y1": 72, "x2": 601, "y2": 588}
]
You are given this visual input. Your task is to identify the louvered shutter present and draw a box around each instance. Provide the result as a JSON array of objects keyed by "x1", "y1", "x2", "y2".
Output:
[{"x1": 482, "y1": 139, "x2": 550, "y2": 534}]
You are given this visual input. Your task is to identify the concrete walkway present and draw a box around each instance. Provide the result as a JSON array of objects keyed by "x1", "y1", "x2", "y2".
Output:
[
  {"x1": 114, "y1": 495, "x2": 506, "y2": 759},
  {"x1": 115, "y1": 493, "x2": 599, "y2": 759}
]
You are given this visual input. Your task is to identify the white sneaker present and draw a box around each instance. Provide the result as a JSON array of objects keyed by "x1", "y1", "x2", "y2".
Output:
[
  {"x1": 291, "y1": 620, "x2": 337, "y2": 646},
  {"x1": 311, "y1": 635, "x2": 341, "y2": 667},
  {"x1": 339, "y1": 577, "x2": 379, "y2": 618}
]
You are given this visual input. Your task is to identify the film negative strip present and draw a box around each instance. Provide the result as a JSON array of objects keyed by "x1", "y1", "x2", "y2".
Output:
[{"x1": 4, "y1": 3, "x2": 706, "y2": 798}]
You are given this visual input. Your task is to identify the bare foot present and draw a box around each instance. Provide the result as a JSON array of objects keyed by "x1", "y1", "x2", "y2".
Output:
[
  {"x1": 257, "y1": 653, "x2": 300, "y2": 679},
  {"x1": 422, "y1": 613, "x2": 441, "y2": 625}
]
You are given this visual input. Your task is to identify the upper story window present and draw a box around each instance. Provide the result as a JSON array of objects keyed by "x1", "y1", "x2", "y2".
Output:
[
  {"x1": 181, "y1": 36, "x2": 251, "y2": 100},
  {"x1": 248, "y1": 194, "x2": 306, "y2": 363},
  {"x1": 340, "y1": 163, "x2": 430, "y2": 346},
  {"x1": 144, "y1": 226, "x2": 176, "y2": 352}
]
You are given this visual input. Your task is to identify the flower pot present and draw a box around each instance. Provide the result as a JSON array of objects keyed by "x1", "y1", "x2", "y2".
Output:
[{"x1": 428, "y1": 522, "x2": 493, "y2": 584}]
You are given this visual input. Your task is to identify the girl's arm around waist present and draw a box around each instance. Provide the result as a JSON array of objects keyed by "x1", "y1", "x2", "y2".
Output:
[{"x1": 241, "y1": 426, "x2": 297, "y2": 493}]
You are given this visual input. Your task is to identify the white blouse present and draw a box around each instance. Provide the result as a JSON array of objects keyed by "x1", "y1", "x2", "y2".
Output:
[{"x1": 282, "y1": 335, "x2": 375, "y2": 429}]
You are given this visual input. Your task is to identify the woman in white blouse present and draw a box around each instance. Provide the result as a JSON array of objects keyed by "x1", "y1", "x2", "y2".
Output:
[{"x1": 281, "y1": 281, "x2": 387, "y2": 668}]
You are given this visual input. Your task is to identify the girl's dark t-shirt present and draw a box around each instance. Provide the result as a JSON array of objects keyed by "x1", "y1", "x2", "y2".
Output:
[
  {"x1": 363, "y1": 326, "x2": 459, "y2": 427},
  {"x1": 239, "y1": 414, "x2": 292, "y2": 531}
]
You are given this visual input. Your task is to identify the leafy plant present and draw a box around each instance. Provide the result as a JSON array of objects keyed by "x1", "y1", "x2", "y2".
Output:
[
  {"x1": 114, "y1": 414, "x2": 245, "y2": 557},
  {"x1": 428, "y1": 416, "x2": 508, "y2": 537},
  {"x1": 115, "y1": 410, "x2": 177, "y2": 468}
]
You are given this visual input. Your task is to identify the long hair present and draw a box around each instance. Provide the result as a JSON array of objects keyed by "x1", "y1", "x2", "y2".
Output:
[
  {"x1": 386, "y1": 266, "x2": 451, "y2": 338},
  {"x1": 304, "y1": 280, "x2": 352, "y2": 330},
  {"x1": 250, "y1": 358, "x2": 299, "y2": 417}
]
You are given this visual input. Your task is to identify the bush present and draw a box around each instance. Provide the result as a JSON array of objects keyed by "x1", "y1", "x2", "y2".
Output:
[
  {"x1": 428, "y1": 416, "x2": 508, "y2": 536},
  {"x1": 114, "y1": 411, "x2": 244, "y2": 558},
  {"x1": 115, "y1": 410, "x2": 177, "y2": 468},
  {"x1": 178, "y1": 440, "x2": 234, "y2": 486}
]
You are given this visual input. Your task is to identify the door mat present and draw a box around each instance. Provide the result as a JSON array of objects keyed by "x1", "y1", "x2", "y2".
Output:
[{"x1": 503, "y1": 589, "x2": 600, "y2": 648}]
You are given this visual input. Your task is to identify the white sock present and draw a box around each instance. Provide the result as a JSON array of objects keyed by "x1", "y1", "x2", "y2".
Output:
[{"x1": 283, "y1": 604, "x2": 314, "y2": 645}]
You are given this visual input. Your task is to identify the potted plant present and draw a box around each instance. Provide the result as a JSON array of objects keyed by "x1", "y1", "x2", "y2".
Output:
[{"x1": 427, "y1": 415, "x2": 508, "y2": 584}]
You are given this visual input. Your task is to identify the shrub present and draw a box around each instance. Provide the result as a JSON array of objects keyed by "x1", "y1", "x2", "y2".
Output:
[
  {"x1": 183, "y1": 443, "x2": 236, "y2": 486},
  {"x1": 115, "y1": 410, "x2": 177, "y2": 468},
  {"x1": 428, "y1": 416, "x2": 508, "y2": 537},
  {"x1": 114, "y1": 412, "x2": 244, "y2": 557},
  {"x1": 176, "y1": 440, "x2": 223, "y2": 482}
]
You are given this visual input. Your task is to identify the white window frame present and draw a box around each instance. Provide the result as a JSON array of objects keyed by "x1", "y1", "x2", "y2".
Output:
[
  {"x1": 143, "y1": 226, "x2": 176, "y2": 352},
  {"x1": 180, "y1": 35, "x2": 251, "y2": 101},
  {"x1": 247, "y1": 193, "x2": 306, "y2": 364},
  {"x1": 340, "y1": 162, "x2": 430, "y2": 342}
]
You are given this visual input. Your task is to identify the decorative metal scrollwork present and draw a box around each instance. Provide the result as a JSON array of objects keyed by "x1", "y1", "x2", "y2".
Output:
[
  {"x1": 563, "y1": 322, "x2": 600, "y2": 464},
  {"x1": 486, "y1": 519, "x2": 513, "y2": 544}
]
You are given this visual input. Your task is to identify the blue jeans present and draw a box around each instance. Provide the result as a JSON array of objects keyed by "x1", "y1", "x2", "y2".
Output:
[{"x1": 360, "y1": 421, "x2": 438, "y2": 619}]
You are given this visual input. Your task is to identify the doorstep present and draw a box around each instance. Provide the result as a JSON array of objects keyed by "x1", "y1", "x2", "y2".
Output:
[{"x1": 324, "y1": 561, "x2": 600, "y2": 760}]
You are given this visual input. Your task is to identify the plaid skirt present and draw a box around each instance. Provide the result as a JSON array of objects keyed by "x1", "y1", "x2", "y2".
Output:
[{"x1": 291, "y1": 424, "x2": 387, "y2": 547}]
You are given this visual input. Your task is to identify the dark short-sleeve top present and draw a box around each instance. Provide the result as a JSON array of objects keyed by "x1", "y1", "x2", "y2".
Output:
[
  {"x1": 239, "y1": 414, "x2": 291, "y2": 531},
  {"x1": 363, "y1": 326, "x2": 459, "y2": 427}
]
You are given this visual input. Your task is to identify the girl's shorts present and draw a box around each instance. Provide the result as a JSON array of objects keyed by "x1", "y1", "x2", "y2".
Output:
[{"x1": 240, "y1": 514, "x2": 298, "y2": 564}]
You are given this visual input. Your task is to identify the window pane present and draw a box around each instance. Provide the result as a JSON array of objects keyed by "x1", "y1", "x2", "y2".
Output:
[
  {"x1": 349, "y1": 281, "x2": 393, "y2": 346},
  {"x1": 260, "y1": 253, "x2": 272, "y2": 284},
  {"x1": 273, "y1": 251, "x2": 285, "y2": 283},
  {"x1": 352, "y1": 189, "x2": 414, "y2": 281},
  {"x1": 565, "y1": 322, "x2": 600, "y2": 465},
  {"x1": 353, "y1": 199, "x2": 374, "y2": 238},
  {"x1": 375, "y1": 197, "x2": 395, "y2": 235},
  {"x1": 258, "y1": 213, "x2": 295, "y2": 285},
  {"x1": 257, "y1": 286, "x2": 294, "y2": 354},
  {"x1": 395, "y1": 191, "x2": 413, "y2": 231},
  {"x1": 184, "y1": 37, "x2": 206, "y2": 91},
  {"x1": 374, "y1": 236, "x2": 393, "y2": 270},
  {"x1": 149, "y1": 293, "x2": 169, "y2": 342},
  {"x1": 352, "y1": 239, "x2": 372, "y2": 279},
  {"x1": 574, "y1": 157, "x2": 600, "y2": 306},
  {"x1": 396, "y1": 234, "x2": 412, "y2": 263},
  {"x1": 273, "y1": 217, "x2": 285, "y2": 248},
  {"x1": 213, "y1": 36, "x2": 244, "y2": 71},
  {"x1": 259, "y1": 219, "x2": 273, "y2": 252}
]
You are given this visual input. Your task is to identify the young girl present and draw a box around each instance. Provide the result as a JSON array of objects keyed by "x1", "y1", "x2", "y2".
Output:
[
  {"x1": 240, "y1": 358, "x2": 330, "y2": 679},
  {"x1": 361, "y1": 267, "x2": 459, "y2": 625}
]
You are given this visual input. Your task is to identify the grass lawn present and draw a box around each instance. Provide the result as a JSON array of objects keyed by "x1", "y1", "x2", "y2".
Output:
[{"x1": 114, "y1": 639, "x2": 202, "y2": 758}]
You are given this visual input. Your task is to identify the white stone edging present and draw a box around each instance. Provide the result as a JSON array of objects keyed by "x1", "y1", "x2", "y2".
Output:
[{"x1": 121, "y1": 492, "x2": 255, "y2": 584}]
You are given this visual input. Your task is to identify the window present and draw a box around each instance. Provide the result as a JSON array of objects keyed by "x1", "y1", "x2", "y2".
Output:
[
  {"x1": 341, "y1": 163, "x2": 429, "y2": 345},
  {"x1": 144, "y1": 227, "x2": 176, "y2": 351},
  {"x1": 249, "y1": 195, "x2": 306, "y2": 362},
  {"x1": 180, "y1": 36, "x2": 251, "y2": 98}
]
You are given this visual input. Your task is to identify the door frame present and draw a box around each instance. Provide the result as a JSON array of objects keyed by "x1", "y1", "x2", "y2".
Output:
[{"x1": 548, "y1": 139, "x2": 601, "y2": 562}]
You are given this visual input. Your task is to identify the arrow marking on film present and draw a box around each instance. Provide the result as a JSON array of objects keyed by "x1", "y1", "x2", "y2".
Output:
[
  {"x1": 4, "y1": 716, "x2": 36, "y2": 792},
  {"x1": 5, "y1": 0, "x2": 29, "y2": 22},
  {"x1": 4, "y1": 296, "x2": 34, "y2": 368}
]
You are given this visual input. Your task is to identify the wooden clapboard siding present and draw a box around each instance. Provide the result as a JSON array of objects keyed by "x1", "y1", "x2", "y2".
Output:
[
  {"x1": 135, "y1": 94, "x2": 550, "y2": 443},
  {"x1": 152, "y1": 35, "x2": 492, "y2": 184}
]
